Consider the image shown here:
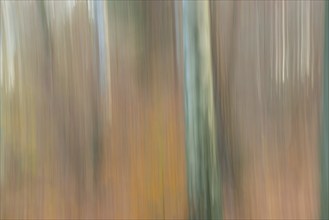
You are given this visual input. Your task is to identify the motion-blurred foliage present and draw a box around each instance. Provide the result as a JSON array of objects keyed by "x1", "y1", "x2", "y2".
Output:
[{"x1": 0, "y1": 1, "x2": 327, "y2": 219}]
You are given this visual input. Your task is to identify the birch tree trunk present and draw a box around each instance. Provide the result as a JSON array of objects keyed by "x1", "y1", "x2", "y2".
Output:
[{"x1": 183, "y1": 1, "x2": 221, "y2": 219}]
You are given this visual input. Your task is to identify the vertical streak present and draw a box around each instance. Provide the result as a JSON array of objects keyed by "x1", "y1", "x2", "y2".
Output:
[
  {"x1": 321, "y1": 1, "x2": 329, "y2": 219},
  {"x1": 274, "y1": 1, "x2": 279, "y2": 83},
  {"x1": 2, "y1": 2, "x2": 15, "y2": 92},
  {"x1": 183, "y1": 1, "x2": 221, "y2": 219},
  {"x1": 104, "y1": 2, "x2": 112, "y2": 124},
  {"x1": 0, "y1": 17, "x2": 2, "y2": 87},
  {"x1": 174, "y1": 0, "x2": 183, "y2": 81},
  {"x1": 95, "y1": 1, "x2": 107, "y2": 93},
  {"x1": 0, "y1": 18, "x2": 2, "y2": 186},
  {"x1": 282, "y1": 1, "x2": 285, "y2": 83},
  {"x1": 300, "y1": 2, "x2": 303, "y2": 82},
  {"x1": 304, "y1": 1, "x2": 312, "y2": 80}
]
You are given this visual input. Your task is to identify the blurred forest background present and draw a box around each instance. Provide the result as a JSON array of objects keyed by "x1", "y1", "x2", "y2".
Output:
[{"x1": 0, "y1": 1, "x2": 328, "y2": 219}]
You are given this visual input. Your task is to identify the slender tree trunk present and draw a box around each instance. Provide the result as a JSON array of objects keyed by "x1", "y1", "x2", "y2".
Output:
[{"x1": 183, "y1": 1, "x2": 221, "y2": 219}]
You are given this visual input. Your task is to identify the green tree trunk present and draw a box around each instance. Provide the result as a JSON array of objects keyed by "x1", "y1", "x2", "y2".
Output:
[{"x1": 183, "y1": 1, "x2": 221, "y2": 219}]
